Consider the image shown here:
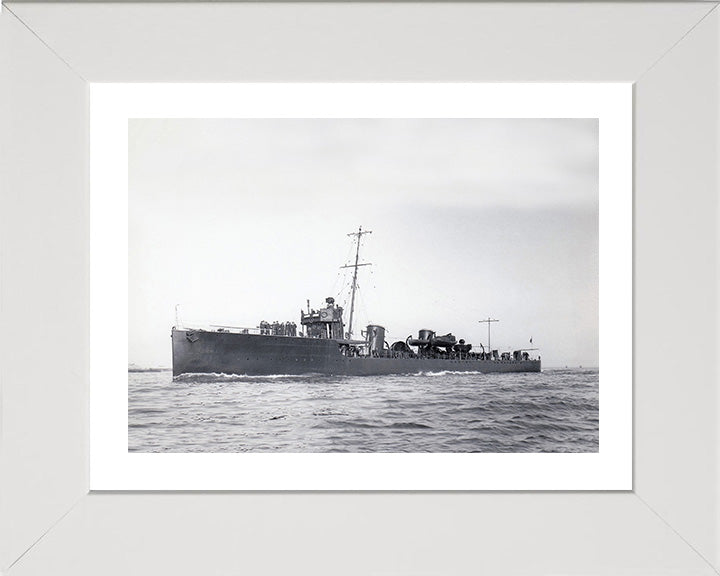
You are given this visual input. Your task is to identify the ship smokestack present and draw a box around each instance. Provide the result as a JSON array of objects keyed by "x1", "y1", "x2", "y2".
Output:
[{"x1": 366, "y1": 325, "x2": 386, "y2": 357}]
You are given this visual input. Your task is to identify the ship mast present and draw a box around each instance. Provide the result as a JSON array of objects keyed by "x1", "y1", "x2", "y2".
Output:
[
  {"x1": 478, "y1": 317, "x2": 499, "y2": 351},
  {"x1": 341, "y1": 226, "x2": 372, "y2": 339}
]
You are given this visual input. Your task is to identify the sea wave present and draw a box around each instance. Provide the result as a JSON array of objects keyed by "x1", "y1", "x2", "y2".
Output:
[
  {"x1": 412, "y1": 370, "x2": 486, "y2": 377},
  {"x1": 129, "y1": 368, "x2": 598, "y2": 453}
]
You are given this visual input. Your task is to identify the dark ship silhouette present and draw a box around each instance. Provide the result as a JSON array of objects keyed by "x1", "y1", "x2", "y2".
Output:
[{"x1": 171, "y1": 227, "x2": 541, "y2": 377}]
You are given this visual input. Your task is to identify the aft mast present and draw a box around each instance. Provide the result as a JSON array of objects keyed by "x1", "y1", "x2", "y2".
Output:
[
  {"x1": 341, "y1": 226, "x2": 372, "y2": 338},
  {"x1": 478, "y1": 317, "x2": 499, "y2": 352}
]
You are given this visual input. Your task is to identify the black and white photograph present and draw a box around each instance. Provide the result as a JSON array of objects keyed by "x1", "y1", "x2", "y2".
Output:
[
  {"x1": 7, "y1": 2, "x2": 718, "y2": 574},
  {"x1": 128, "y1": 118, "x2": 599, "y2": 453}
]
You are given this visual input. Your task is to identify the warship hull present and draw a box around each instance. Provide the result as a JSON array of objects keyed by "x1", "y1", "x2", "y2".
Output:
[{"x1": 171, "y1": 328, "x2": 541, "y2": 377}]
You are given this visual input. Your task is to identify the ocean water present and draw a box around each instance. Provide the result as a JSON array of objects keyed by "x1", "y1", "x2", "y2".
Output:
[{"x1": 128, "y1": 368, "x2": 598, "y2": 453}]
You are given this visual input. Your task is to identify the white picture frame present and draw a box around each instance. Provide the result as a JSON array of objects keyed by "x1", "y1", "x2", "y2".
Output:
[{"x1": 2, "y1": 2, "x2": 719, "y2": 574}]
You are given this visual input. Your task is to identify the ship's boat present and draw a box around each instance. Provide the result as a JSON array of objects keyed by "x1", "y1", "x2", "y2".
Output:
[
  {"x1": 171, "y1": 227, "x2": 541, "y2": 377},
  {"x1": 432, "y1": 333, "x2": 457, "y2": 349}
]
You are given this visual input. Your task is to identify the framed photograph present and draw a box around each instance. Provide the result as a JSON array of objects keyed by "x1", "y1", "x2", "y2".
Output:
[
  {"x1": 90, "y1": 83, "x2": 631, "y2": 490},
  {"x1": 2, "y1": 2, "x2": 718, "y2": 574}
]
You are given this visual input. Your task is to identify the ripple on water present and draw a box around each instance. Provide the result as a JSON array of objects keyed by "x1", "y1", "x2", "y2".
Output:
[{"x1": 128, "y1": 368, "x2": 598, "y2": 453}]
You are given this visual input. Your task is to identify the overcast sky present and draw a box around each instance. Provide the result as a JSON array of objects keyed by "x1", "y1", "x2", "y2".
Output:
[{"x1": 129, "y1": 118, "x2": 598, "y2": 368}]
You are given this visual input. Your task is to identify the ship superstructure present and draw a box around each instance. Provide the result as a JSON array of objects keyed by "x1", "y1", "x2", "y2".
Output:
[{"x1": 171, "y1": 227, "x2": 541, "y2": 377}]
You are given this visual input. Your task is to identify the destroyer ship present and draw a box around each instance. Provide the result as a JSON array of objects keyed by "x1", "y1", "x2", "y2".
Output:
[{"x1": 171, "y1": 227, "x2": 541, "y2": 377}]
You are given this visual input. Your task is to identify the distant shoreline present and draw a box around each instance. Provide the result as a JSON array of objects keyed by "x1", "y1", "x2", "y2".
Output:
[
  {"x1": 128, "y1": 366, "x2": 598, "y2": 373},
  {"x1": 128, "y1": 367, "x2": 170, "y2": 373}
]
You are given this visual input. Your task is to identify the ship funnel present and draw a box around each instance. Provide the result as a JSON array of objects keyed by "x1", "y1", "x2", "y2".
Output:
[
  {"x1": 366, "y1": 325, "x2": 386, "y2": 357},
  {"x1": 418, "y1": 329, "x2": 435, "y2": 341}
]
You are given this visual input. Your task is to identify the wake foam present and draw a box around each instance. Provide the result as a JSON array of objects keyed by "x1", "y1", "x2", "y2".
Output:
[
  {"x1": 413, "y1": 370, "x2": 486, "y2": 377},
  {"x1": 173, "y1": 372, "x2": 325, "y2": 383}
]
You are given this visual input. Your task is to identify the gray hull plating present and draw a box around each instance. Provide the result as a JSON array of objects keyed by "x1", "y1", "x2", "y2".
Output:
[{"x1": 171, "y1": 328, "x2": 541, "y2": 377}]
